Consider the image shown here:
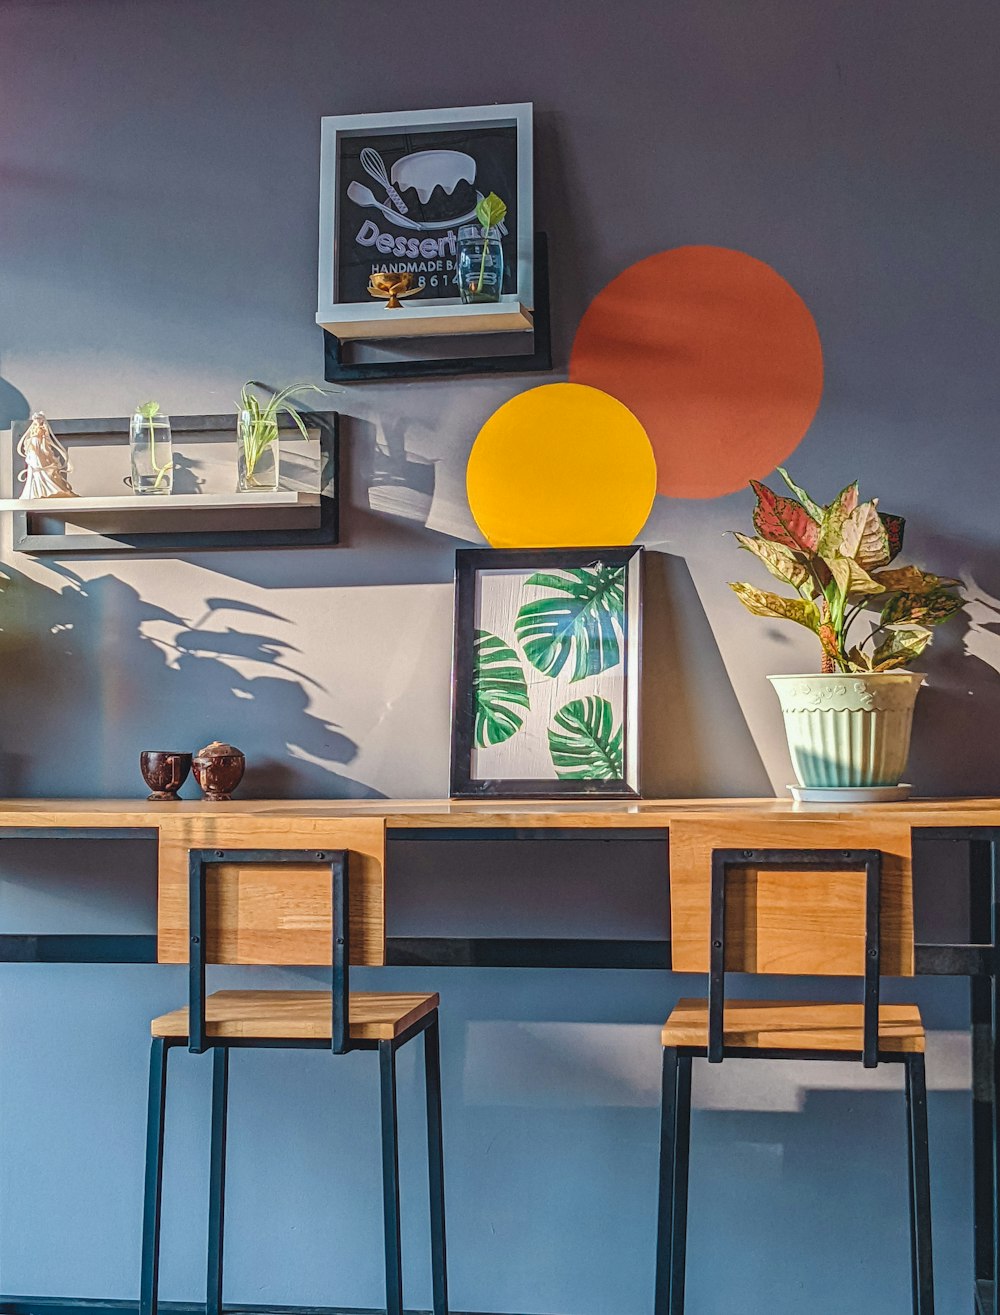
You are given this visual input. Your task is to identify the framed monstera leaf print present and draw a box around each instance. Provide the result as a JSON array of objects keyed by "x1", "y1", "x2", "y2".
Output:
[{"x1": 450, "y1": 547, "x2": 642, "y2": 797}]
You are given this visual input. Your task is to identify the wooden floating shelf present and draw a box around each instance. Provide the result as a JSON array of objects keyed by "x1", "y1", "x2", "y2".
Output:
[
  {"x1": 323, "y1": 234, "x2": 551, "y2": 382},
  {"x1": 317, "y1": 299, "x2": 533, "y2": 341},
  {"x1": 0, "y1": 492, "x2": 321, "y2": 516}
]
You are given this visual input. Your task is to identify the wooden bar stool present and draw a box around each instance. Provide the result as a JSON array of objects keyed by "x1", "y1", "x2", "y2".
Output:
[
  {"x1": 655, "y1": 847, "x2": 933, "y2": 1314},
  {"x1": 139, "y1": 848, "x2": 448, "y2": 1315}
]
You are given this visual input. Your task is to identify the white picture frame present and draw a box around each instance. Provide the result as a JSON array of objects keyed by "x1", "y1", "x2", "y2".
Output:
[{"x1": 317, "y1": 103, "x2": 534, "y2": 339}]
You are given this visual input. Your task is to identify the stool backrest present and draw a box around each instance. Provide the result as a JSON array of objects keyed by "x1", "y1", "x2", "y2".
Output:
[
  {"x1": 669, "y1": 818, "x2": 914, "y2": 977},
  {"x1": 187, "y1": 844, "x2": 385, "y2": 967},
  {"x1": 713, "y1": 848, "x2": 886, "y2": 1065},
  {"x1": 188, "y1": 847, "x2": 362, "y2": 1055}
]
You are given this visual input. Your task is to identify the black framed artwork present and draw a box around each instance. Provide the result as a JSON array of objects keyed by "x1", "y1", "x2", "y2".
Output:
[{"x1": 450, "y1": 547, "x2": 643, "y2": 799}]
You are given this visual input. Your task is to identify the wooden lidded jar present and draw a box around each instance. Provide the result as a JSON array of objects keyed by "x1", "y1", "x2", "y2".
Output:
[{"x1": 192, "y1": 740, "x2": 246, "y2": 801}]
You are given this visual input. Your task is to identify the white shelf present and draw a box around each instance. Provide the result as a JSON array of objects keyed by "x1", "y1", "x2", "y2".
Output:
[
  {"x1": 0, "y1": 492, "x2": 321, "y2": 516},
  {"x1": 317, "y1": 299, "x2": 533, "y2": 341}
]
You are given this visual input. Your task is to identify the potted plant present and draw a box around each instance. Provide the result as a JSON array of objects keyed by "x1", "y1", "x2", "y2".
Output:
[
  {"x1": 730, "y1": 468, "x2": 964, "y2": 797},
  {"x1": 236, "y1": 380, "x2": 326, "y2": 492}
]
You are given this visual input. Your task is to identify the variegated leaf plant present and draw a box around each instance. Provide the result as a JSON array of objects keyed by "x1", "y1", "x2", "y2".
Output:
[{"x1": 730, "y1": 468, "x2": 964, "y2": 674}]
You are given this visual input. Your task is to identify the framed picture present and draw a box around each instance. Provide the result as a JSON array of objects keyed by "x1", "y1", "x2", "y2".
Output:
[
  {"x1": 450, "y1": 547, "x2": 642, "y2": 799},
  {"x1": 317, "y1": 103, "x2": 533, "y2": 334}
]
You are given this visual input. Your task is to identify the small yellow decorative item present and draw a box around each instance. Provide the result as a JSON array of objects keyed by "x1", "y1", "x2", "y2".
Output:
[
  {"x1": 367, "y1": 271, "x2": 425, "y2": 310},
  {"x1": 17, "y1": 412, "x2": 77, "y2": 499}
]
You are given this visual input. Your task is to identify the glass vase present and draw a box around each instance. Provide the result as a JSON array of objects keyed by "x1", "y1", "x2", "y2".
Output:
[
  {"x1": 456, "y1": 224, "x2": 504, "y2": 303},
  {"x1": 129, "y1": 412, "x2": 173, "y2": 495},
  {"x1": 236, "y1": 409, "x2": 280, "y2": 492}
]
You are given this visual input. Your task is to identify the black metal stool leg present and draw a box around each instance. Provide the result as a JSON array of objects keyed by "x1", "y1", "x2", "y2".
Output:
[
  {"x1": 654, "y1": 1048, "x2": 678, "y2": 1315},
  {"x1": 905, "y1": 1052, "x2": 935, "y2": 1315},
  {"x1": 670, "y1": 1055, "x2": 693, "y2": 1314},
  {"x1": 654, "y1": 1048, "x2": 693, "y2": 1315},
  {"x1": 379, "y1": 1039, "x2": 404, "y2": 1315},
  {"x1": 139, "y1": 1038, "x2": 170, "y2": 1315},
  {"x1": 207, "y1": 1047, "x2": 229, "y2": 1315},
  {"x1": 424, "y1": 1016, "x2": 449, "y2": 1315}
]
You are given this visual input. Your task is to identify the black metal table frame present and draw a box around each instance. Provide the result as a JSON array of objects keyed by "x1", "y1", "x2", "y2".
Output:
[{"x1": 0, "y1": 823, "x2": 997, "y2": 1315}]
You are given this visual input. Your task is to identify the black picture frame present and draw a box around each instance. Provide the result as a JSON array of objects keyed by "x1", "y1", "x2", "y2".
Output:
[{"x1": 450, "y1": 546, "x2": 643, "y2": 799}]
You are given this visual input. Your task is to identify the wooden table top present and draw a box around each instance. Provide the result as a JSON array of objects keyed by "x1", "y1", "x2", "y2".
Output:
[
  {"x1": 0, "y1": 796, "x2": 998, "y2": 830},
  {"x1": 1, "y1": 798, "x2": 991, "y2": 970}
]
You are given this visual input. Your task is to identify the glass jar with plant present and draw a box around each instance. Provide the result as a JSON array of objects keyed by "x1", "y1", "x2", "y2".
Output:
[
  {"x1": 730, "y1": 467, "x2": 964, "y2": 796},
  {"x1": 456, "y1": 192, "x2": 507, "y2": 304},
  {"x1": 236, "y1": 381, "x2": 324, "y2": 493},
  {"x1": 130, "y1": 401, "x2": 173, "y2": 495}
]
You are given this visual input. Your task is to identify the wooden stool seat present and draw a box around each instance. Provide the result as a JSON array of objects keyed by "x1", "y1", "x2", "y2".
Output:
[
  {"x1": 151, "y1": 989, "x2": 440, "y2": 1042},
  {"x1": 661, "y1": 997, "x2": 925, "y2": 1053}
]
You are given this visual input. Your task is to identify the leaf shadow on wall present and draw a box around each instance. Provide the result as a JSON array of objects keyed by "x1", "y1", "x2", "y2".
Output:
[
  {"x1": 0, "y1": 563, "x2": 382, "y2": 799},
  {"x1": 907, "y1": 539, "x2": 1000, "y2": 795},
  {"x1": 642, "y1": 551, "x2": 772, "y2": 796}
]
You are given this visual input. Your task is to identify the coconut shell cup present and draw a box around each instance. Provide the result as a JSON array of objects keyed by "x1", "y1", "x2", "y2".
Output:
[{"x1": 192, "y1": 741, "x2": 246, "y2": 801}]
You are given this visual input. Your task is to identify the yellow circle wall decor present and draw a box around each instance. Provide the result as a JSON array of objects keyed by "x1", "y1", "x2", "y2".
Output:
[{"x1": 466, "y1": 383, "x2": 657, "y2": 548}]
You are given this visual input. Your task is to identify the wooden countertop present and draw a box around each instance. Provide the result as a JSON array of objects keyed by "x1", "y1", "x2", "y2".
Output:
[
  {"x1": 1, "y1": 798, "x2": 993, "y2": 969},
  {"x1": 0, "y1": 796, "x2": 998, "y2": 829}
]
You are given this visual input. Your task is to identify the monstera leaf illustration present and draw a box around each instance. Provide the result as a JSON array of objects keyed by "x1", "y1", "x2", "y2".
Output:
[
  {"x1": 548, "y1": 696, "x2": 623, "y2": 780},
  {"x1": 473, "y1": 630, "x2": 530, "y2": 748},
  {"x1": 515, "y1": 566, "x2": 626, "y2": 682}
]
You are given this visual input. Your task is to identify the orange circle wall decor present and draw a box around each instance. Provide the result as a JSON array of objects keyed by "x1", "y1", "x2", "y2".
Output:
[
  {"x1": 569, "y1": 245, "x2": 824, "y2": 500},
  {"x1": 466, "y1": 382, "x2": 657, "y2": 548}
]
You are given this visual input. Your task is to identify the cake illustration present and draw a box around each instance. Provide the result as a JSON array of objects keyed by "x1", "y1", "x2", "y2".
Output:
[{"x1": 390, "y1": 150, "x2": 477, "y2": 223}]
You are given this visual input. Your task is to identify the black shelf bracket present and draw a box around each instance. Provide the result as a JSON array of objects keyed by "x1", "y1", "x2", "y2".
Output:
[{"x1": 324, "y1": 232, "x2": 553, "y2": 383}]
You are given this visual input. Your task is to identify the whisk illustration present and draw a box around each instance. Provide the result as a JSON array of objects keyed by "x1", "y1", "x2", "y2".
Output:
[{"x1": 360, "y1": 147, "x2": 409, "y2": 215}]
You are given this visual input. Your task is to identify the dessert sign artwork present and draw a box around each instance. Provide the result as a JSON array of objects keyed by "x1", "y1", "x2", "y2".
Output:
[
  {"x1": 336, "y1": 131, "x2": 515, "y2": 303},
  {"x1": 318, "y1": 104, "x2": 533, "y2": 332}
]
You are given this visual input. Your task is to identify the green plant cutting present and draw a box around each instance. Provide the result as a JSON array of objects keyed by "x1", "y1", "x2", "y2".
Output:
[
  {"x1": 237, "y1": 380, "x2": 327, "y2": 486},
  {"x1": 730, "y1": 467, "x2": 964, "y2": 674},
  {"x1": 473, "y1": 192, "x2": 507, "y2": 297},
  {"x1": 136, "y1": 400, "x2": 172, "y2": 490}
]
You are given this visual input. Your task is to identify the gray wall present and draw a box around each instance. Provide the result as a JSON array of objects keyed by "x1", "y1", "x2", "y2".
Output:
[{"x1": 0, "y1": 1, "x2": 997, "y2": 1311}]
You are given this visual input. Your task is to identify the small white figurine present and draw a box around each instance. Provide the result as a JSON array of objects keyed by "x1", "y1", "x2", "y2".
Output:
[{"x1": 17, "y1": 412, "x2": 76, "y2": 499}]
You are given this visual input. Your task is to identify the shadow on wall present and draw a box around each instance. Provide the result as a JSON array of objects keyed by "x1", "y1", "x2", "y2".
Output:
[
  {"x1": 362, "y1": 413, "x2": 435, "y2": 526},
  {"x1": 0, "y1": 562, "x2": 382, "y2": 799},
  {"x1": 642, "y1": 550, "x2": 772, "y2": 797},
  {"x1": 910, "y1": 538, "x2": 1000, "y2": 794},
  {"x1": 0, "y1": 365, "x2": 30, "y2": 432},
  {"x1": 174, "y1": 412, "x2": 469, "y2": 594},
  {"x1": 681, "y1": 1085, "x2": 969, "y2": 1313}
]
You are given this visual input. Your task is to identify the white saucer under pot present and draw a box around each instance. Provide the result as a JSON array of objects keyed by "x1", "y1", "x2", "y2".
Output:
[{"x1": 788, "y1": 783, "x2": 913, "y2": 804}]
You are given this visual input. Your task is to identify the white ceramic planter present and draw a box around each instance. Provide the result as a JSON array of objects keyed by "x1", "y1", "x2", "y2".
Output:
[{"x1": 768, "y1": 672, "x2": 924, "y2": 789}]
